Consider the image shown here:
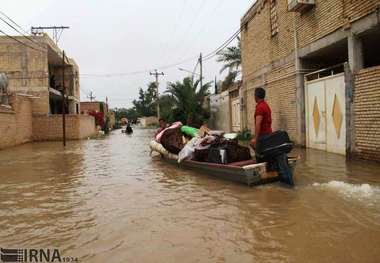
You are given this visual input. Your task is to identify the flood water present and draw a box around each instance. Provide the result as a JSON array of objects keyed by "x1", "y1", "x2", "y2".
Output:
[{"x1": 0, "y1": 128, "x2": 380, "y2": 263}]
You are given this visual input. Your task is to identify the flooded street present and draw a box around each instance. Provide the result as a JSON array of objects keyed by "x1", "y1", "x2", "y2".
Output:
[{"x1": 1, "y1": 128, "x2": 380, "y2": 263}]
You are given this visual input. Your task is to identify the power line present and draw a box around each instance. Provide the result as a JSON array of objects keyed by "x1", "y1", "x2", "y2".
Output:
[
  {"x1": 189, "y1": 0, "x2": 227, "y2": 56},
  {"x1": 0, "y1": 11, "x2": 44, "y2": 49},
  {"x1": 80, "y1": 23, "x2": 243, "y2": 78},
  {"x1": 80, "y1": 55, "x2": 198, "y2": 78},
  {"x1": 0, "y1": 28, "x2": 45, "y2": 52},
  {"x1": 0, "y1": 10, "x2": 32, "y2": 36},
  {"x1": 170, "y1": 1, "x2": 208, "y2": 60},
  {"x1": 203, "y1": 28, "x2": 241, "y2": 60},
  {"x1": 65, "y1": 8, "x2": 250, "y2": 78}
]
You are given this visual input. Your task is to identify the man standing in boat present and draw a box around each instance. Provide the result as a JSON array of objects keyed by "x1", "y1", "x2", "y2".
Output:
[{"x1": 250, "y1": 87, "x2": 272, "y2": 152}]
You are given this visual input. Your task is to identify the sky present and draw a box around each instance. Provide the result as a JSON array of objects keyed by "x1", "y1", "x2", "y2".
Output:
[{"x1": 2, "y1": 0, "x2": 254, "y2": 108}]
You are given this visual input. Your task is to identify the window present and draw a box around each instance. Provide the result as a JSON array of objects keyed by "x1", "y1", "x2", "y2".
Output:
[{"x1": 270, "y1": 0, "x2": 278, "y2": 37}]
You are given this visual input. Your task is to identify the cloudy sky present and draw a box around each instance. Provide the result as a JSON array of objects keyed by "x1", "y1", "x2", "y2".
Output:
[{"x1": 2, "y1": 0, "x2": 254, "y2": 108}]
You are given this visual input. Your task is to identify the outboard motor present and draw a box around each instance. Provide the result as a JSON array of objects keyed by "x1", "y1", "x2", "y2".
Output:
[{"x1": 255, "y1": 130, "x2": 294, "y2": 186}]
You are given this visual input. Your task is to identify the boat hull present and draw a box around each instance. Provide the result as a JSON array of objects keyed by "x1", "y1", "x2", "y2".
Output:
[{"x1": 160, "y1": 156, "x2": 297, "y2": 186}]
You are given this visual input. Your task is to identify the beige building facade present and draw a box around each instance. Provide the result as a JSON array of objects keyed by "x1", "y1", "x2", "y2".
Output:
[
  {"x1": 241, "y1": 0, "x2": 380, "y2": 161},
  {"x1": 0, "y1": 34, "x2": 95, "y2": 149}
]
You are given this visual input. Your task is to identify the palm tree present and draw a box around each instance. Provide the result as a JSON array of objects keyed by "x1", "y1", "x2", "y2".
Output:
[
  {"x1": 216, "y1": 37, "x2": 241, "y2": 74},
  {"x1": 165, "y1": 77, "x2": 211, "y2": 126}
]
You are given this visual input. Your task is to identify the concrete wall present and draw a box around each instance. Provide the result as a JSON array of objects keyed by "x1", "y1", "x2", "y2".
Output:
[
  {"x1": 0, "y1": 35, "x2": 81, "y2": 115},
  {"x1": 139, "y1": 116, "x2": 158, "y2": 127},
  {"x1": 354, "y1": 65, "x2": 380, "y2": 161},
  {"x1": 0, "y1": 37, "x2": 49, "y2": 114},
  {"x1": 32, "y1": 114, "x2": 95, "y2": 141},
  {"x1": 209, "y1": 91, "x2": 231, "y2": 132},
  {"x1": 80, "y1": 102, "x2": 104, "y2": 114},
  {"x1": 0, "y1": 94, "x2": 34, "y2": 149}
]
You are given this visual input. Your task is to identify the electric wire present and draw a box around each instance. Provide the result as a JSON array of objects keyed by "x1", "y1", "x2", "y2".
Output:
[
  {"x1": 0, "y1": 28, "x2": 45, "y2": 52},
  {"x1": 0, "y1": 10, "x2": 46, "y2": 50},
  {"x1": 1, "y1": 2, "x2": 251, "y2": 78}
]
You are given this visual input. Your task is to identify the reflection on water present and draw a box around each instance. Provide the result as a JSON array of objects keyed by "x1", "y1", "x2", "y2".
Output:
[{"x1": 0, "y1": 129, "x2": 379, "y2": 262}]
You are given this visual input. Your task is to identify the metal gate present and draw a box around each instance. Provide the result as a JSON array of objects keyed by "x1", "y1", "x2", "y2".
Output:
[
  {"x1": 305, "y1": 70, "x2": 346, "y2": 155},
  {"x1": 231, "y1": 97, "x2": 241, "y2": 132}
]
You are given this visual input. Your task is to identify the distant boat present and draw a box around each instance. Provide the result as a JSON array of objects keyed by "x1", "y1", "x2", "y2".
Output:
[{"x1": 125, "y1": 124, "x2": 133, "y2": 134}]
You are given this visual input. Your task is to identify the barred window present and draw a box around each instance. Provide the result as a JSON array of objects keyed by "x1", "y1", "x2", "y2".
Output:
[{"x1": 270, "y1": 0, "x2": 278, "y2": 37}]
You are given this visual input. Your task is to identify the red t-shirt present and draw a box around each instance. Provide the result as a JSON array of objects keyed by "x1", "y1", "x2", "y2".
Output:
[{"x1": 255, "y1": 100, "x2": 272, "y2": 136}]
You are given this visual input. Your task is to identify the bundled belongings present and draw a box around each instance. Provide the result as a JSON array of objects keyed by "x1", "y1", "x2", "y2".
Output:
[
  {"x1": 178, "y1": 135, "x2": 217, "y2": 163},
  {"x1": 206, "y1": 139, "x2": 251, "y2": 164},
  {"x1": 181, "y1": 126, "x2": 199, "y2": 138},
  {"x1": 160, "y1": 127, "x2": 184, "y2": 154},
  {"x1": 155, "y1": 121, "x2": 182, "y2": 142},
  {"x1": 255, "y1": 130, "x2": 294, "y2": 186},
  {"x1": 149, "y1": 140, "x2": 178, "y2": 160}
]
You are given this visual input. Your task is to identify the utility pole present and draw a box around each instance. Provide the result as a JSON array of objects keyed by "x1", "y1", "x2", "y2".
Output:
[
  {"x1": 62, "y1": 50, "x2": 66, "y2": 147},
  {"x1": 150, "y1": 69, "x2": 164, "y2": 119},
  {"x1": 214, "y1": 76, "x2": 218, "y2": 94},
  {"x1": 199, "y1": 53, "x2": 203, "y2": 89},
  {"x1": 31, "y1": 26, "x2": 70, "y2": 44},
  {"x1": 88, "y1": 91, "x2": 96, "y2": 102}
]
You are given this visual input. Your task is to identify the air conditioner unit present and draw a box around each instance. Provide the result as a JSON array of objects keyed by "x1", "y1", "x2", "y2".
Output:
[{"x1": 288, "y1": 0, "x2": 315, "y2": 12}]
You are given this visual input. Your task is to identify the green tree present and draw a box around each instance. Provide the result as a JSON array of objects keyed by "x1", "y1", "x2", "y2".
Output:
[
  {"x1": 132, "y1": 82, "x2": 157, "y2": 117},
  {"x1": 216, "y1": 37, "x2": 241, "y2": 89},
  {"x1": 165, "y1": 77, "x2": 211, "y2": 127},
  {"x1": 216, "y1": 37, "x2": 241, "y2": 73},
  {"x1": 113, "y1": 107, "x2": 139, "y2": 122},
  {"x1": 159, "y1": 94, "x2": 175, "y2": 122}
]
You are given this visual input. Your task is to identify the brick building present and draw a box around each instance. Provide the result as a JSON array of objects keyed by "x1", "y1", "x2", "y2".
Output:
[
  {"x1": 0, "y1": 34, "x2": 95, "y2": 149},
  {"x1": 241, "y1": 0, "x2": 380, "y2": 161},
  {"x1": 80, "y1": 101, "x2": 107, "y2": 114},
  {"x1": 80, "y1": 101, "x2": 115, "y2": 130}
]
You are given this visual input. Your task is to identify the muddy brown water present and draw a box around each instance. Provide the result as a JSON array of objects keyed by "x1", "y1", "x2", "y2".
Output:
[{"x1": 0, "y1": 128, "x2": 380, "y2": 262}]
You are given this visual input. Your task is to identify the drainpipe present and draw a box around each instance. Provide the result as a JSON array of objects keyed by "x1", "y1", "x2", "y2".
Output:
[
  {"x1": 293, "y1": 12, "x2": 306, "y2": 146},
  {"x1": 293, "y1": 12, "x2": 300, "y2": 73}
]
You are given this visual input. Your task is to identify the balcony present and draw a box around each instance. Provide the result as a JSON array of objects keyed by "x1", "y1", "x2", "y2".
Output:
[{"x1": 288, "y1": 0, "x2": 315, "y2": 12}]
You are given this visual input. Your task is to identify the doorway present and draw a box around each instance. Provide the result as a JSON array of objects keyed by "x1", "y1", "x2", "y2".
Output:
[{"x1": 305, "y1": 68, "x2": 346, "y2": 155}]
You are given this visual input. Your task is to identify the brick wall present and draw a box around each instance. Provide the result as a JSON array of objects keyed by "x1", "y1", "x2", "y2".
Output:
[
  {"x1": 80, "y1": 102, "x2": 103, "y2": 114},
  {"x1": 241, "y1": 0, "x2": 380, "y2": 150},
  {"x1": 0, "y1": 94, "x2": 33, "y2": 149},
  {"x1": 32, "y1": 114, "x2": 95, "y2": 141},
  {"x1": 242, "y1": 0, "x2": 380, "y2": 64},
  {"x1": 245, "y1": 74, "x2": 297, "y2": 140},
  {"x1": 354, "y1": 65, "x2": 380, "y2": 161},
  {"x1": 139, "y1": 116, "x2": 158, "y2": 127},
  {"x1": 297, "y1": 0, "x2": 380, "y2": 48}
]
